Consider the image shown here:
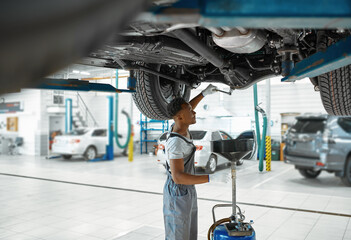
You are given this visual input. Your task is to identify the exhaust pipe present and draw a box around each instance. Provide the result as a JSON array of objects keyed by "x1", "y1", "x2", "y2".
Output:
[{"x1": 173, "y1": 29, "x2": 227, "y2": 68}]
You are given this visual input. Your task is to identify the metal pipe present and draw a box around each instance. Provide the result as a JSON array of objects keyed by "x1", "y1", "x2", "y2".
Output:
[
  {"x1": 236, "y1": 27, "x2": 249, "y2": 35},
  {"x1": 231, "y1": 162, "x2": 237, "y2": 222},
  {"x1": 137, "y1": 66, "x2": 191, "y2": 86},
  {"x1": 173, "y1": 29, "x2": 226, "y2": 68},
  {"x1": 206, "y1": 27, "x2": 224, "y2": 36},
  {"x1": 253, "y1": 84, "x2": 261, "y2": 153}
]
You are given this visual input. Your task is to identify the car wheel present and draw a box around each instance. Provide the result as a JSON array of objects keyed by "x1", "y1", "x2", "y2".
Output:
[
  {"x1": 132, "y1": 64, "x2": 191, "y2": 120},
  {"x1": 316, "y1": 31, "x2": 351, "y2": 115},
  {"x1": 205, "y1": 155, "x2": 217, "y2": 174},
  {"x1": 341, "y1": 157, "x2": 351, "y2": 186},
  {"x1": 298, "y1": 169, "x2": 321, "y2": 178},
  {"x1": 84, "y1": 146, "x2": 97, "y2": 161},
  {"x1": 62, "y1": 155, "x2": 72, "y2": 160},
  {"x1": 236, "y1": 158, "x2": 244, "y2": 166}
]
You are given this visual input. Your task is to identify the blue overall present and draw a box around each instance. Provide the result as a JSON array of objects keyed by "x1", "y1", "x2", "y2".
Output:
[{"x1": 163, "y1": 132, "x2": 198, "y2": 240}]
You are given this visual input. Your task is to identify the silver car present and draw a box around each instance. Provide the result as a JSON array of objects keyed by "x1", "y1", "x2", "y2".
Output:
[
  {"x1": 156, "y1": 130, "x2": 255, "y2": 173},
  {"x1": 284, "y1": 114, "x2": 351, "y2": 186}
]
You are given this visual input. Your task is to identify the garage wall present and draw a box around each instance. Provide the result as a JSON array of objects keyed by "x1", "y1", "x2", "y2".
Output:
[{"x1": 0, "y1": 89, "x2": 42, "y2": 155}]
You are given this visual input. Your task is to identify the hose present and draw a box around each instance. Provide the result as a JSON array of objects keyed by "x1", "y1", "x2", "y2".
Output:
[
  {"x1": 207, "y1": 218, "x2": 231, "y2": 240},
  {"x1": 256, "y1": 105, "x2": 267, "y2": 172},
  {"x1": 114, "y1": 69, "x2": 131, "y2": 148},
  {"x1": 253, "y1": 84, "x2": 261, "y2": 153}
]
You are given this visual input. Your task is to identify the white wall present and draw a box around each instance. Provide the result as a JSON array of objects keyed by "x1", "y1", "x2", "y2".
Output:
[{"x1": 0, "y1": 89, "x2": 42, "y2": 155}]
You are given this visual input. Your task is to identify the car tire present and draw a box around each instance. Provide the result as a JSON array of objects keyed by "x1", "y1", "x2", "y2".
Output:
[
  {"x1": 62, "y1": 155, "x2": 72, "y2": 160},
  {"x1": 316, "y1": 32, "x2": 351, "y2": 115},
  {"x1": 341, "y1": 157, "x2": 351, "y2": 186},
  {"x1": 132, "y1": 64, "x2": 191, "y2": 120},
  {"x1": 298, "y1": 169, "x2": 321, "y2": 178},
  {"x1": 84, "y1": 146, "x2": 97, "y2": 161},
  {"x1": 205, "y1": 155, "x2": 217, "y2": 174}
]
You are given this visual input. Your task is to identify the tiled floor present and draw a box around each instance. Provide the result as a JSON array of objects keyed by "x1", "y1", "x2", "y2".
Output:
[{"x1": 0, "y1": 154, "x2": 350, "y2": 240}]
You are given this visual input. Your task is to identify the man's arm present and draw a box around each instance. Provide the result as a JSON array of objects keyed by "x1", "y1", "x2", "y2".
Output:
[
  {"x1": 170, "y1": 158, "x2": 208, "y2": 185},
  {"x1": 189, "y1": 84, "x2": 218, "y2": 109},
  {"x1": 189, "y1": 93, "x2": 204, "y2": 110}
]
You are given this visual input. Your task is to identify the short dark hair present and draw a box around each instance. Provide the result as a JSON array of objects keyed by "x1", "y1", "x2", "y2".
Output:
[{"x1": 167, "y1": 97, "x2": 187, "y2": 118}]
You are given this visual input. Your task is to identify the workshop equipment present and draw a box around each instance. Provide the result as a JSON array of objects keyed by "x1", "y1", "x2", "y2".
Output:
[
  {"x1": 255, "y1": 104, "x2": 267, "y2": 172},
  {"x1": 89, "y1": 96, "x2": 115, "y2": 162},
  {"x1": 208, "y1": 134, "x2": 255, "y2": 240},
  {"x1": 65, "y1": 98, "x2": 72, "y2": 134},
  {"x1": 253, "y1": 84, "x2": 267, "y2": 172},
  {"x1": 215, "y1": 88, "x2": 233, "y2": 95},
  {"x1": 114, "y1": 69, "x2": 132, "y2": 149}
]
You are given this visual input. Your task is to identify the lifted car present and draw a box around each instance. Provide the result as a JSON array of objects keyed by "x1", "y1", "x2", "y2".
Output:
[
  {"x1": 1, "y1": 0, "x2": 351, "y2": 119},
  {"x1": 81, "y1": 12, "x2": 351, "y2": 119}
]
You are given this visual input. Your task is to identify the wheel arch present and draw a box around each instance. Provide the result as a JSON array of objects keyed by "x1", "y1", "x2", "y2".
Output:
[{"x1": 85, "y1": 145, "x2": 98, "y2": 155}]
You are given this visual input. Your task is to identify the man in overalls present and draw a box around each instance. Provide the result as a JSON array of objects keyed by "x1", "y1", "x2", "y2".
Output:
[{"x1": 163, "y1": 84, "x2": 226, "y2": 240}]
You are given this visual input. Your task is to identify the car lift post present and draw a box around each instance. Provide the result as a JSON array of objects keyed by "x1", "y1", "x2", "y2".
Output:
[
  {"x1": 65, "y1": 98, "x2": 72, "y2": 134},
  {"x1": 89, "y1": 96, "x2": 114, "y2": 162}
]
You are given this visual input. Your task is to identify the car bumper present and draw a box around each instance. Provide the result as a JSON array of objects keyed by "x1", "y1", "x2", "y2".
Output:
[
  {"x1": 194, "y1": 151, "x2": 209, "y2": 168},
  {"x1": 284, "y1": 151, "x2": 343, "y2": 171},
  {"x1": 52, "y1": 144, "x2": 85, "y2": 155}
]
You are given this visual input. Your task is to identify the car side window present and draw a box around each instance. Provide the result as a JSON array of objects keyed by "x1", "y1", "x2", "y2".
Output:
[
  {"x1": 212, "y1": 131, "x2": 222, "y2": 141},
  {"x1": 92, "y1": 129, "x2": 107, "y2": 137},
  {"x1": 159, "y1": 132, "x2": 168, "y2": 141},
  {"x1": 219, "y1": 131, "x2": 232, "y2": 140},
  {"x1": 337, "y1": 118, "x2": 351, "y2": 133}
]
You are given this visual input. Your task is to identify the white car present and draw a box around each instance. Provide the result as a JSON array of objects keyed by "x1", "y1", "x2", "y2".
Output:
[
  {"x1": 156, "y1": 130, "x2": 256, "y2": 173},
  {"x1": 52, "y1": 128, "x2": 114, "y2": 160}
]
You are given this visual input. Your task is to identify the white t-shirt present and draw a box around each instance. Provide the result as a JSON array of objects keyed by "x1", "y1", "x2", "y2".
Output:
[{"x1": 165, "y1": 132, "x2": 193, "y2": 164}]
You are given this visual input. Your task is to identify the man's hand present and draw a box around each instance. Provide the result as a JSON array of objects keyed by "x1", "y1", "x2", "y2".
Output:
[
  {"x1": 201, "y1": 84, "x2": 218, "y2": 97},
  {"x1": 208, "y1": 171, "x2": 231, "y2": 183}
]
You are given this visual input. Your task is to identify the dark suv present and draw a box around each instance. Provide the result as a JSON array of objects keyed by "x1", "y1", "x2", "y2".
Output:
[{"x1": 284, "y1": 114, "x2": 351, "y2": 186}]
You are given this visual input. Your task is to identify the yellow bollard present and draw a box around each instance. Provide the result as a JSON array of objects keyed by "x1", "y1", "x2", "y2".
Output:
[
  {"x1": 265, "y1": 136, "x2": 271, "y2": 171},
  {"x1": 128, "y1": 125, "x2": 134, "y2": 162}
]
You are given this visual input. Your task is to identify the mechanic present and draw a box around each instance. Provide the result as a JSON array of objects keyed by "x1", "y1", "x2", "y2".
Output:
[{"x1": 163, "y1": 84, "x2": 229, "y2": 240}]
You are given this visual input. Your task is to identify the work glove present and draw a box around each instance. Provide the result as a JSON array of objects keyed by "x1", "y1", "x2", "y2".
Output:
[
  {"x1": 208, "y1": 171, "x2": 232, "y2": 183},
  {"x1": 201, "y1": 84, "x2": 218, "y2": 97}
]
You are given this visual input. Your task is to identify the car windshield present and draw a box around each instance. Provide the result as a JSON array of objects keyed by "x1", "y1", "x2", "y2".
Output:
[
  {"x1": 65, "y1": 129, "x2": 88, "y2": 136},
  {"x1": 190, "y1": 130, "x2": 206, "y2": 140},
  {"x1": 290, "y1": 119, "x2": 326, "y2": 134}
]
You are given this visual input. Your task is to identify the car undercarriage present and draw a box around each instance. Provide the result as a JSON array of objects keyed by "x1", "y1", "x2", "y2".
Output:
[
  {"x1": 2, "y1": 0, "x2": 351, "y2": 119},
  {"x1": 82, "y1": 22, "x2": 351, "y2": 119}
]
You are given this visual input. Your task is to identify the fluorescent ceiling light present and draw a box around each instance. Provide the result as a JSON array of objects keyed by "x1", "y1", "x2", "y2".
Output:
[
  {"x1": 72, "y1": 70, "x2": 80, "y2": 74},
  {"x1": 80, "y1": 71, "x2": 90, "y2": 75}
]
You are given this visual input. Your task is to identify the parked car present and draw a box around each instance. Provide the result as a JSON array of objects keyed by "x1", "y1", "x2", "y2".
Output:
[
  {"x1": 156, "y1": 130, "x2": 256, "y2": 173},
  {"x1": 284, "y1": 114, "x2": 351, "y2": 186},
  {"x1": 52, "y1": 128, "x2": 110, "y2": 160}
]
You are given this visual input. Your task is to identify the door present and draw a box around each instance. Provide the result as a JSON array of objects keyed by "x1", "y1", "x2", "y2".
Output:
[{"x1": 49, "y1": 116, "x2": 64, "y2": 151}]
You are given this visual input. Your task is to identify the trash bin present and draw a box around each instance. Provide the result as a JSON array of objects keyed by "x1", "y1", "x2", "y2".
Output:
[{"x1": 271, "y1": 141, "x2": 280, "y2": 161}]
